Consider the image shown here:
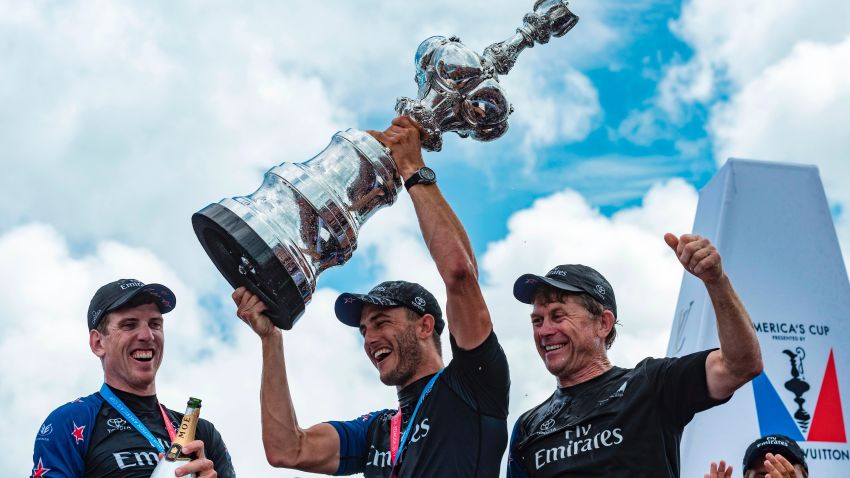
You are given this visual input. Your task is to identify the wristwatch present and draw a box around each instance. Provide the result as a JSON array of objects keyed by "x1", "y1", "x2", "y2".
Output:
[{"x1": 404, "y1": 167, "x2": 437, "y2": 190}]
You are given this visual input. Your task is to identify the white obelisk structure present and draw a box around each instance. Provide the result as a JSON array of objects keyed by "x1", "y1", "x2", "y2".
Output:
[{"x1": 669, "y1": 159, "x2": 850, "y2": 476}]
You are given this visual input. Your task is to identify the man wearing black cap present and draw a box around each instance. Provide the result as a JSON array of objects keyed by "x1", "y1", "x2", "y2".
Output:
[
  {"x1": 706, "y1": 434, "x2": 809, "y2": 478},
  {"x1": 233, "y1": 116, "x2": 509, "y2": 477},
  {"x1": 30, "y1": 279, "x2": 235, "y2": 478},
  {"x1": 506, "y1": 233, "x2": 764, "y2": 477},
  {"x1": 741, "y1": 435, "x2": 809, "y2": 478}
]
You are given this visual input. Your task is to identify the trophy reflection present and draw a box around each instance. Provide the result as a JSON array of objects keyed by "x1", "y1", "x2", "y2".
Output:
[{"x1": 192, "y1": 0, "x2": 579, "y2": 329}]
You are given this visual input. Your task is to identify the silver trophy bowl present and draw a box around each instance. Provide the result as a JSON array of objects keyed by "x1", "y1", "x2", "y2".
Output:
[{"x1": 193, "y1": 0, "x2": 578, "y2": 329}]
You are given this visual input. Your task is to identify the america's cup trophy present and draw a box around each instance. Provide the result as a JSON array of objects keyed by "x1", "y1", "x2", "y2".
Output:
[{"x1": 192, "y1": 0, "x2": 579, "y2": 329}]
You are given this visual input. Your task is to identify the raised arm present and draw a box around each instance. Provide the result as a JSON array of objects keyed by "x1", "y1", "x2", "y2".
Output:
[
  {"x1": 664, "y1": 233, "x2": 764, "y2": 400},
  {"x1": 232, "y1": 287, "x2": 341, "y2": 474},
  {"x1": 369, "y1": 116, "x2": 492, "y2": 350}
]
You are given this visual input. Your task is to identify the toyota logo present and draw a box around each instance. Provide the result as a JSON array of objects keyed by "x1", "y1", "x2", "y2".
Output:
[{"x1": 539, "y1": 418, "x2": 555, "y2": 431}]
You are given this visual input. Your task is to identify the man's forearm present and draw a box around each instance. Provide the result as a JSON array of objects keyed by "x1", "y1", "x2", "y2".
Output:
[
  {"x1": 375, "y1": 116, "x2": 492, "y2": 347},
  {"x1": 409, "y1": 183, "x2": 492, "y2": 348},
  {"x1": 409, "y1": 184, "x2": 477, "y2": 281},
  {"x1": 706, "y1": 275, "x2": 763, "y2": 379},
  {"x1": 259, "y1": 330, "x2": 307, "y2": 467}
]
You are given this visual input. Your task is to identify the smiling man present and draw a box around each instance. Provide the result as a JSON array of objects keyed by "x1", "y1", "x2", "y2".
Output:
[
  {"x1": 233, "y1": 116, "x2": 510, "y2": 477},
  {"x1": 506, "y1": 234, "x2": 764, "y2": 478},
  {"x1": 30, "y1": 279, "x2": 235, "y2": 478}
]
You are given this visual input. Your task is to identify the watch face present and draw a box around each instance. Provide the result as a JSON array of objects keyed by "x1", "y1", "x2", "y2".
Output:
[{"x1": 420, "y1": 167, "x2": 436, "y2": 182}]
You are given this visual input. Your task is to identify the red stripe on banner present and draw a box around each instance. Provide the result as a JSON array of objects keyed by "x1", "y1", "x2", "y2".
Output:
[{"x1": 807, "y1": 349, "x2": 847, "y2": 443}]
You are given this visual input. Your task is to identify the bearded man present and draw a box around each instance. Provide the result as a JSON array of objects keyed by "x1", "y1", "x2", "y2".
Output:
[{"x1": 234, "y1": 116, "x2": 510, "y2": 477}]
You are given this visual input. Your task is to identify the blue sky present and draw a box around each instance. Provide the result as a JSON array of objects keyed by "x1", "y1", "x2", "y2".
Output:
[
  {"x1": 4, "y1": 1, "x2": 850, "y2": 476},
  {"x1": 320, "y1": 0, "x2": 716, "y2": 292}
]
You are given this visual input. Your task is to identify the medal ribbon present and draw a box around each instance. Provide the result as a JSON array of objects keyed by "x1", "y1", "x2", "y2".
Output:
[
  {"x1": 389, "y1": 369, "x2": 444, "y2": 475},
  {"x1": 99, "y1": 383, "x2": 176, "y2": 454}
]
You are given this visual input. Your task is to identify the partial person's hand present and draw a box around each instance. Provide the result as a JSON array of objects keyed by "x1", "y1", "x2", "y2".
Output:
[
  {"x1": 367, "y1": 116, "x2": 425, "y2": 181},
  {"x1": 764, "y1": 452, "x2": 797, "y2": 478},
  {"x1": 175, "y1": 439, "x2": 217, "y2": 477},
  {"x1": 704, "y1": 460, "x2": 733, "y2": 478},
  {"x1": 664, "y1": 233, "x2": 724, "y2": 284},
  {"x1": 232, "y1": 287, "x2": 278, "y2": 339}
]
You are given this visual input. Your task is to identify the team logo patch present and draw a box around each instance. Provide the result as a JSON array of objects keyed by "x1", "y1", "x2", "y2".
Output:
[
  {"x1": 90, "y1": 308, "x2": 102, "y2": 325},
  {"x1": 119, "y1": 280, "x2": 144, "y2": 290},
  {"x1": 545, "y1": 400, "x2": 565, "y2": 416},
  {"x1": 598, "y1": 381, "x2": 628, "y2": 405},
  {"x1": 39, "y1": 423, "x2": 53, "y2": 436},
  {"x1": 72, "y1": 422, "x2": 86, "y2": 444},
  {"x1": 106, "y1": 417, "x2": 132, "y2": 434},
  {"x1": 611, "y1": 380, "x2": 627, "y2": 398},
  {"x1": 33, "y1": 458, "x2": 50, "y2": 478}
]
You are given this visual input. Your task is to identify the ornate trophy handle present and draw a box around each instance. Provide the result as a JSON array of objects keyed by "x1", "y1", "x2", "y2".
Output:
[
  {"x1": 395, "y1": 0, "x2": 578, "y2": 152},
  {"x1": 484, "y1": 0, "x2": 579, "y2": 75}
]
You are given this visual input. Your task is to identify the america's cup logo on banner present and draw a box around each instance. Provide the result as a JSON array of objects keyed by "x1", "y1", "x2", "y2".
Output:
[{"x1": 753, "y1": 347, "x2": 846, "y2": 443}]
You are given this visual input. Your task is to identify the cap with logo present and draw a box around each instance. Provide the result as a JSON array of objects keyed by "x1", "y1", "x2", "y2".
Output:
[
  {"x1": 512, "y1": 264, "x2": 617, "y2": 316},
  {"x1": 742, "y1": 434, "x2": 807, "y2": 474},
  {"x1": 87, "y1": 279, "x2": 177, "y2": 330},
  {"x1": 334, "y1": 280, "x2": 445, "y2": 334}
]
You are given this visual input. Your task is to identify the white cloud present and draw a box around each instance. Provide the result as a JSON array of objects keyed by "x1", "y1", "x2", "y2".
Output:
[
  {"x1": 672, "y1": 0, "x2": 850, "y2": 88},
  {"x1": 710, "y1": 37, "x2": 850, "y2": 202},
  {"x1": 508, "y1": 68, "x2": 604, "y2": 155},
  {"x1": 0, "y1": 0, "x2": 353, "y2": 293},
  {"x1": 622, "y1": 0, "x2": 850, "y2": 144},
  {"x1": 621, "y1": 0, "x2": 850, "y2": 271},
  {"x1": 654, "y1": 57, "x2": 715, "y2": 122},
  {"x1": 616, "y1": 108, "x2": 673, "y2": 146}
]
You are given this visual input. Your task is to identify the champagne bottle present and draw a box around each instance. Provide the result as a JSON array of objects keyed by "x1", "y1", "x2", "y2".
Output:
[{"x1": 151, "y1": 397, "x2": 202, "y2": 478}]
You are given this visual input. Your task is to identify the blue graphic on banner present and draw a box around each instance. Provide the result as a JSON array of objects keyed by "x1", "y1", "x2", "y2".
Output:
[{"x1": 752, "y1": 373, "x2": 805, "y2": 441}]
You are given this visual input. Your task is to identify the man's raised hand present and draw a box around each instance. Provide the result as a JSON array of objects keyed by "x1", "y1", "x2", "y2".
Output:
[
  {"x1": 367, "y1": 116, "x2": 425, "y2": 181},
  {"x1": 664, "y1": 233, "x2": 724, "y2": 284},
  {"x1": 704, "y1": 460, "x2": 733, "y2": 478},
  {"x1": 232, "y1": 287, "x2": 278, "y2": 339}
]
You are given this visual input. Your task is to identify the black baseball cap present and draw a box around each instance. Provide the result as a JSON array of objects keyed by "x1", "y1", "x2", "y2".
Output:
[
  {"x1": 513, "y1": 264, "x2": 617, "y2": 316},
  {"x1": 87, "y1": 279, "x2": 177, "y2": 330},
  {"x1": 335, "y1": 280, "x2": 445, "y2": 334},
  {"x1": 743, "y1": 434, "x2": 807, "y2": 474}
]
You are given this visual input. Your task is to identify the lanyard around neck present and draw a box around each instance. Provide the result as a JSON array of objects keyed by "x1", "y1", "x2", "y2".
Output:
[
  {"x1": 389, "y1": 369, "x2": 444, "y2": 473},
  {"x1": 99, "y1": 383, "x2": 176, "y2": 454}
]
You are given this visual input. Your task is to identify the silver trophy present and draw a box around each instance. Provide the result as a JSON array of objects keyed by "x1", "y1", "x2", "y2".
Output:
[{"x1": 192, "y1": 0, "x2": 578, "y2": 329}]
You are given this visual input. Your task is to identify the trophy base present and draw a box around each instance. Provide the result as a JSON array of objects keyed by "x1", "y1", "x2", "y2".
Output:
[{"x1": 192, "y1": 203, "x2": 304, "y2": 329}]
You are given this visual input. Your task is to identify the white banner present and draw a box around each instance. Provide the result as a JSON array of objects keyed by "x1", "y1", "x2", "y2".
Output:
[{"x1": 668, "y1": 159, "x2": 850, "y2": 476}]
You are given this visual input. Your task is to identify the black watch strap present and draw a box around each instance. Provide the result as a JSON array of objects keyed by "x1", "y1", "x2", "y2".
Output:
[{"x1": 404, "y1": 167, "x2": 437, "y2": 190}]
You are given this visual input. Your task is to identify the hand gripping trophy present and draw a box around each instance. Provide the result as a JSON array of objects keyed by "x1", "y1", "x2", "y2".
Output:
[{"x1": 192, "y1": 0, "x2": 579, "y2": 329}]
